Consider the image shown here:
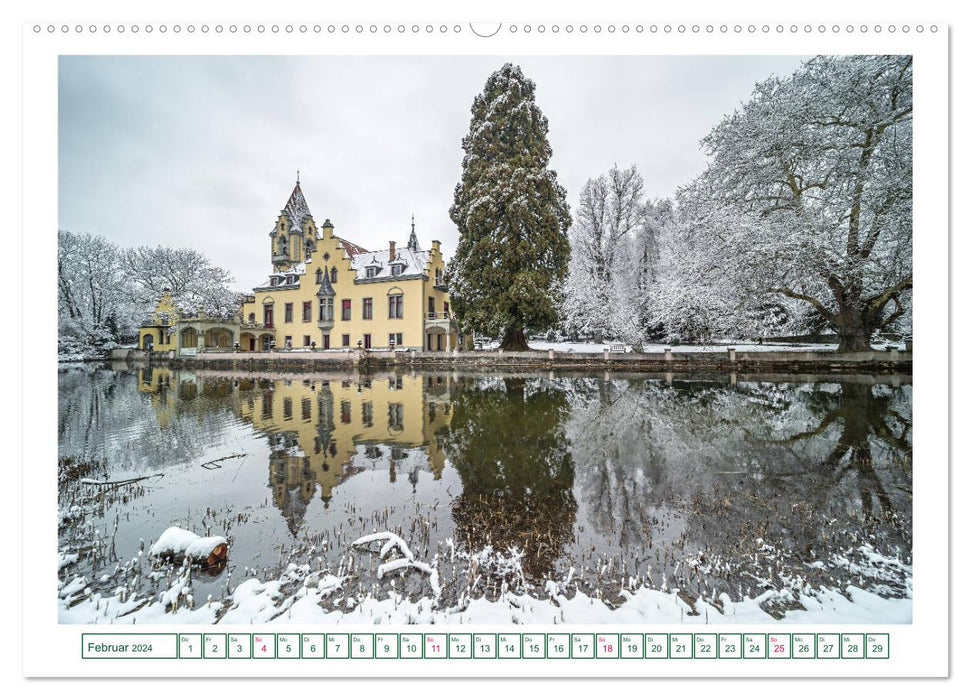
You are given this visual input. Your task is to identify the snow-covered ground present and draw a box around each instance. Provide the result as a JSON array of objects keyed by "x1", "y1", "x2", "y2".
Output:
[
  {"x1": 483, "y1": 340, "x2": 869, "y2": 354},
  {"x1": 58, "y1": 540, "x2": 911, "y2": 626},
  {"x1": 59, "y1": 574, "x2": 911, "y2": 626}
]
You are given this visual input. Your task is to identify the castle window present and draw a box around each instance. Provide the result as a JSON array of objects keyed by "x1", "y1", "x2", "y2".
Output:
[
  {"x1": 303, "y1": 301, "x2": 312, "y2": 323},
  {"x1": 388, "y1": 293, "x2": 404, "y2": 319},
  {"x1": 303, "y1": 335, "x2": 311, "y2": 347},
  {"x1": 363, "y1": 297, "x2": 373, "y2": 320},
  {"x1": 366, "y1": 266, "x2": 377, "y2": 278},
  {"x1": 248, "y1": 312, "x2": 255, "y2": 324},
  {"x1": 319, "y1": 298, "x2": 333, "y2": 322},
  {"x1": 341, "y1": 299, "x2": 351, "y2": 321},
  {"x1": 388, "y1": 403, "x2": 404, "y2": 432},
  {"x1": 284, "y1": 303, "x2": 293, "y2": 323},
  {"x1": 391, "y1": 263, "x2": 404, "y2": 276},
  {"x1": 316, "y1": 268, "x2": 323, "y2": 284},
  {"x1": 330, "y1": 267, "x2": 337, "y2": 283},
  {"x1": 435, "y1": 268, "x2": 443, "y2": 286},
  {"x1": 341, "y1": 334, "x2": 350, "y2": 347}
]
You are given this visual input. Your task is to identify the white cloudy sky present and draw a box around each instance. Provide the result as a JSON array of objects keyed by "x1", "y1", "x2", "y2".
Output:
[{"x1": 58, "y1": 55, "x2": 806, "y2": 289}]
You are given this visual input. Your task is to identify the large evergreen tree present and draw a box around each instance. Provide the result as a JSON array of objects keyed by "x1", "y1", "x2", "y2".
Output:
[{"x1": 448, "y1": 63, "x2": 572, "y2": 351}]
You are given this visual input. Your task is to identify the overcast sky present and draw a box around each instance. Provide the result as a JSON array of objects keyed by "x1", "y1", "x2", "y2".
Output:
[{"x1": 58, "y1": 55, "x2": 806, "y2": 289}]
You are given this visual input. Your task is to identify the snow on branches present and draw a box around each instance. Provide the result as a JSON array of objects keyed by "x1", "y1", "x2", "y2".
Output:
[
  {"x1": 448, "y1": 63, "x2": 572, "y2": 350},
  {"x1": 561, "y1": 165, "x2": 670, "y2": 345},
  {"x1": 352, "y1": 531, "x2": 441, "y2": 598},
  {"x1": 676, "y1": 55, "x2": 913, "y2": 349}
]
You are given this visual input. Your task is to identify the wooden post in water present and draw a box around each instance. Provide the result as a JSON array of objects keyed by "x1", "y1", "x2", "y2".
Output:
[
  {"x1": 664, "y1": 347, "x2": 672, "y2": 362},
  {"x1": 728, "y1": 347, "x2": 737, "y2": 363}
]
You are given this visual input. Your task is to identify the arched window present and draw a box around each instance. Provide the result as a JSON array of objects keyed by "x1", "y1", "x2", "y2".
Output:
[
  {"x1": 316, "y1": 268, "x2": 323, "y2": 284},
  {"x1": 330, "y1": 267, "x2": 337, "y2": 283},
  {"x1": 387, "y1": 286, "x2": 404, "y2": 319}
]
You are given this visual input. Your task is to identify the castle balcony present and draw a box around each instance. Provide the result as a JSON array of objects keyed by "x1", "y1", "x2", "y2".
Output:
[
  {"x1": 272, "y1": 252, "x2": 291, "y2": 266},
  {"x1": 424, "y1": 311, "x2": 458, "y2": 334}
]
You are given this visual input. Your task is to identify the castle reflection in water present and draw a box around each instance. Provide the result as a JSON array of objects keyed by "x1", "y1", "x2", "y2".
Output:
[{"x1": 135, "y1": 367, "x2": 453, "y2": 533}]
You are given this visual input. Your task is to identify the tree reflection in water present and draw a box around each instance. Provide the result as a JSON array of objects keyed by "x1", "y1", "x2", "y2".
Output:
[
  {"x1": 567, "y1": 376, "x2": 912, "y2": 611},
  {"x1": 767, "y1": 381, "x2": 911, "y2": 524},
  {"x1": 446, "y1": 377, "x2": 577, "y2": 580}
]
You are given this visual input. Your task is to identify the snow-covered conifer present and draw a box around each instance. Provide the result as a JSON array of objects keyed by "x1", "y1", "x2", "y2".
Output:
[{"x1": 448, "y1": 64, "x2": 572, "y2": 350}]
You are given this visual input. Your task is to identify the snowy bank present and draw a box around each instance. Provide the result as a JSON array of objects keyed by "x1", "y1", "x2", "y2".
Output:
[
  {"x1": 58, "y1": 542, "x2": 911, "y2": 626},
  {"x1": 58, "y1": 572, "x2": 911, "y2": 626}
]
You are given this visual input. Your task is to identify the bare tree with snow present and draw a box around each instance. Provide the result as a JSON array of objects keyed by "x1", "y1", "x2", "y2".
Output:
[
  {"x1": 57, "y1": 230, "x2": 137, "y2": 348},
  {"x1": 120, "y1": 245, "x2": 241, "y2": 319},
  {"x1": 674, "y1": 55, "x2": 912, "y2": 350},
  {"x1": 562, "y1": 165, "x2": 669, "y2": 344}
]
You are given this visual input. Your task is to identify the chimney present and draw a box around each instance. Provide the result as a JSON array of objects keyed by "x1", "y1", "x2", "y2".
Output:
[{"x1": 389, "y1": 240, "x2": 396, "y2": 260}]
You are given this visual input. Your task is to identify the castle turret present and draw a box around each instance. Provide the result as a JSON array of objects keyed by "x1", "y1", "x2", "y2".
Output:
[{"x1": 270, "y1": 177, "x2": 317, "y2": 270}]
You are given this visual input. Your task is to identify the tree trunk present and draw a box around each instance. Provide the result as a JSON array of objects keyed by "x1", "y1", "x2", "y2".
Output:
[
  {"x1": 500, "y1": 326, "x2": 530, "y2": 351},
  {"x1": 835, "y1": 303, "x2": 874, "y2": 352}
]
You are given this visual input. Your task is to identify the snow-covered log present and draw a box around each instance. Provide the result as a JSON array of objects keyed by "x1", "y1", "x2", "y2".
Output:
[{"x1": 149, "y1": 526, "x2": 228, "y2": 566}]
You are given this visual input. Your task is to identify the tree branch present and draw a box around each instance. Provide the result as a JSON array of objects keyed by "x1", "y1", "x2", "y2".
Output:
[{"x1": 768, "y1": 286, "x2": 837, "y2": 323}]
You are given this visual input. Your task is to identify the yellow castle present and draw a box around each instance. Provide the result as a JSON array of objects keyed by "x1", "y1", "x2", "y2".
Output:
[{"x1": 139, "y1": 178, "x2": 460, "y2": 355}]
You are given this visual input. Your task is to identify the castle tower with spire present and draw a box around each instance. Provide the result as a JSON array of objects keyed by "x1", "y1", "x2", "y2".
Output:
[{"x1": 270, "y1": 177, "x2": 319, "y2": 270}]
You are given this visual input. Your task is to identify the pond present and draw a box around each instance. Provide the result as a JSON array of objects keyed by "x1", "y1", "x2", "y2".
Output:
[{"x1": 57, "y1": 364, "x2": 913, "y2": 624}]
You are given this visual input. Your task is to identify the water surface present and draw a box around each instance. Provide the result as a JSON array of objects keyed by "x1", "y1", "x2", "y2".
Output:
[{"x1": 58, "y1": 365, "x2": 913, "y2": 620}]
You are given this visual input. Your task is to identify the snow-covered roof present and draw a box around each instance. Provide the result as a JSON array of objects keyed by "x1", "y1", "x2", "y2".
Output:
[
  {"x1": 254, "y1": 262, "x2": 307, "y2": 290},
  {"x1": 282, "y1": 182, "x2": 313, "y2": 232},
  {"x1": 351, "y1": 246, "x2": 430, "y2": 282}
]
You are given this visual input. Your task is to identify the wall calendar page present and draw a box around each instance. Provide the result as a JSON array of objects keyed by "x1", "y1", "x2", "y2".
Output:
[{"x1": 17, "y1": 0, "x2": 952, "y2": 688}]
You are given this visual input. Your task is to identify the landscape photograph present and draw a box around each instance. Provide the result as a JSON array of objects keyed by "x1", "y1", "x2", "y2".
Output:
[{"x1": 57, "y1": 54, "x2": 913, "y2": 625}]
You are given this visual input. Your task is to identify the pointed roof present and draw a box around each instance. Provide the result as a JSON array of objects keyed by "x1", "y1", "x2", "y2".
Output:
[
  {"x1": 407, "y1": 215, "x2": 420, "y2": 251},
  {"x1": 316, "y1": 273, "x2": 336, "y2": 297},
  {"x1": 282, "y1": 181, "x2": 313, "y2": 232}
]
